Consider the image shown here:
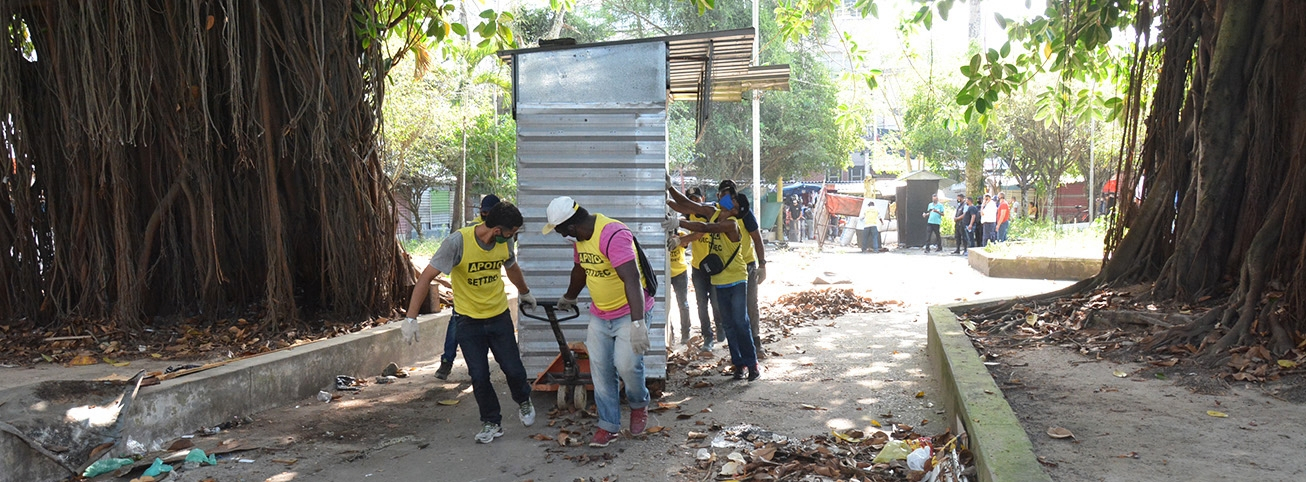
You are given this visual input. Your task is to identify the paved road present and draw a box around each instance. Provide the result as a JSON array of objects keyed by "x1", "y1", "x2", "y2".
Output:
[{"x1": 158, "y1": 244, "x2": 1072, "y2": 481}]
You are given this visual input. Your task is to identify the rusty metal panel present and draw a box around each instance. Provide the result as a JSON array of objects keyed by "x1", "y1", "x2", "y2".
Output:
[{"x1": 514, "y1": 42, "x2": 669, "y2": 381}]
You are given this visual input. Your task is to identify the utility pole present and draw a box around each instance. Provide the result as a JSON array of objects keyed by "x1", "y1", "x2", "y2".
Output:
[{"x1": 751, "y1": 0, "x2": 761, "y2": 208}]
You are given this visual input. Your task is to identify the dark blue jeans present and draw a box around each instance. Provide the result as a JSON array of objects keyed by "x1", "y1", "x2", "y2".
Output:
[
  {"x1": 860, "y1": 226, "x2": 880, "y2": 252},
  {"x1": 441, "y1": 317, "x2": 459, "y2": 363},
  {"x1": 715, "y1": 282, "x2": 756, "y2": 369},
  {"x1": 454, "y1": 310, "x2": 532, "y2": 425}
]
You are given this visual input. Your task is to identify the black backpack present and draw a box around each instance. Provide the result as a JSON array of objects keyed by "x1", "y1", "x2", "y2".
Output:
[{"x1": 604, "y1": 228, "x2": 658, "y2": 298}]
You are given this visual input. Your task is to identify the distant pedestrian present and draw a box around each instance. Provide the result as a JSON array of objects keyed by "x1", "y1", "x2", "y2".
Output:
[
  {"x1": 980, "y1": 193, "x2": 997, "y2": 247},
  {"x1": 923, "y1": 194, "x2": 945, "y2": 253},
  {"x1": 965, "y1": 197, "x2": 980, "y2": 248},
  {"x1": 859, "y1": 201, "x2": 881, "y2": 253},
  {"x1": 951, "y1": 194, "x2": 970, "y2": 255},
  {"x1": 996, "y1": 193, "x2": 1011, "y2": 242}
]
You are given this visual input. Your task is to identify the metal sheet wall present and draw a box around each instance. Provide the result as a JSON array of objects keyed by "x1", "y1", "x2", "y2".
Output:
[{"x1": 513, "y1": 42, "x2": 670, "y2": 380}]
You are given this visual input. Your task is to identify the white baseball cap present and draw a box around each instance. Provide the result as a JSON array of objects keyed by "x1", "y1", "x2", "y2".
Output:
[{"x1": 542, "y1": 196, "x2": 581, "y2": 234}]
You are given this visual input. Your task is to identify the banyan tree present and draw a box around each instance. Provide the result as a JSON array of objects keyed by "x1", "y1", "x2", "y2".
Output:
[{"x1": 1, "y1": 1, "x2": 413, "y2": 331}]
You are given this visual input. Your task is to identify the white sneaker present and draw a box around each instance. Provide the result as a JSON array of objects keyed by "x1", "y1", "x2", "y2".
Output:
[
  {"x1": 475, "y1": 422, "x2": 503, "y2": 444},
  {"x1": 518, "y1": 401, "x2": 536, "y2": 427}
]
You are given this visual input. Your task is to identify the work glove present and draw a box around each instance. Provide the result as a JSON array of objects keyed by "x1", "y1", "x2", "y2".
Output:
[
  {"x1": 665, "y1": 173, "x2": 674, "y2": 191},
  {"x1": 630, "y1": 319, "x2": 650, "y2": 354},
  {"x1": 754, "y1": 264, "x2": 767, "y2": 284},
  {"x1": 556, "y1": 296, "x2": 579, "y2": 313},
  {"x1": 666, "y1": 235, "x2": 681, "y2": 252},
  {"x1": 661, "y1": 214, "x2": 680, "y2": 233},
  {"x1": 519, "y1": 292, "x2": 537, "y2": 311},
  {"x1": 401, "y1": 317, "x2": 419, "y2": 345}
]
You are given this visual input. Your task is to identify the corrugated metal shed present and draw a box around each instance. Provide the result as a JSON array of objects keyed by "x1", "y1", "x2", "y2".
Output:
[{"x1": 508, "y1": 41, "x2": 672, "y2": 381}]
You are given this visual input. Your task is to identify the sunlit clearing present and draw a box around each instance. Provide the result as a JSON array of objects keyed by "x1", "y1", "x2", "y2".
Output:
[
  {"x1": 826, "y1": 418, "x2": 855, "y2": 430},
  {"x1": 266, "y1": 472, "x2": 299, "y2": 481},
  {"x1": 65, "y1": 404, "x2": 120, "y2": 427}
]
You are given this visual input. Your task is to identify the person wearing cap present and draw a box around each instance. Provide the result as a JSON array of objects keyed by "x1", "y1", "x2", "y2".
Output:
[
  {"x1": 542, "y1": 196, "x2": 656, "y2": 448},
  {"x1": 433, "y1": 193, "x2": 504, "y2": 379},
  {"x1": 672, "y1": 186, "x2": 723, "y2": 350},
  {"x1": 402, "y1": 201, "x2": 538, "y2": 444},
  {"x1": 674, "y1": 191, "x2": 759, "y2": 381},
  {"x1": 668, "y1": 179, "x2": 767, "y2": 356}
]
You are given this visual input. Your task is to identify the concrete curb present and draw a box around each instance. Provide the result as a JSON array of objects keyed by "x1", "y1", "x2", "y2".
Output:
[
  {"x1": 3, "y1": 312, "x2": 452, "y2": 482},
  {"x1": 968, "y1": 248, "x2": 1100, "y2": 281},
  {"x1": 927, "y1": 304, "x2": 1051, "y2": 482}
]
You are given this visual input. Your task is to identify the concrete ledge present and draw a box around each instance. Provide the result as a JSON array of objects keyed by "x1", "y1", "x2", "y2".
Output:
[
  {"x1": 927, "y1": 305, "x2": 1051, "y2": 482},
  {"x1": 968, "y1": 248, "x2": 1099, "y2": 281},
  {"x1": 3, "y1": 312, "x2": 451, "y2": 482}
]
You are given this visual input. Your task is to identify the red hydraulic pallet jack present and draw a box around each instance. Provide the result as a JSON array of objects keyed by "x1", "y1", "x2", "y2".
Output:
[{"x1": 520, "y1": 303, "x2": 592, "y2": 410}]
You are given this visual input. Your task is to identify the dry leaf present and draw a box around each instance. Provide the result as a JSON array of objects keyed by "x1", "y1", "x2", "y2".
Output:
[
  {"x1": 1207, "y1": 410, "x2": 1228, "y2": 418},
  {"x1": 1278, "y1": 359, "x2": 1298, "y2": 369},
  {"x1": 914, "y1": 391, "x2": 925, "y2": 398},
  {"x1": 800, "y1": 404, "x2": 825, "y2": 411},
  {"x1": 531, "y1": 433, "x2": 554, "y2": 441},
  {"x1": 437, "y1": 399, "x2": 459, "y2": 406},
  {"x1": 205, "y1": 15, "x2": 215, "y2": 30},
  {"x1": 869, "y1": 420, "x2": 881, "y2": 428},
  {"x1": 752, "y1": 446, "x2": 777, "y2": 461},
  {"x1": 103, "y1": 357, "x2": 130, "y2": 367},
  {"x1": 1046, "y1": 427, "x2": 1075, "y2": 439},
  {"x1": 646, "y1": 426, "x2": 665, "y2": 433},
  {"x1": 1112, "y1": 369, "x2": 1128, "y2": 378},
  {"x1": 70, "y1": 354, "x2": 97, "y2": 366}
]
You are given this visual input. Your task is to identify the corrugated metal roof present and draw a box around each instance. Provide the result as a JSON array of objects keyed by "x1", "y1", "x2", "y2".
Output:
[{"x1": 498, "y1": 28, "x2": 789, "y2": 103}]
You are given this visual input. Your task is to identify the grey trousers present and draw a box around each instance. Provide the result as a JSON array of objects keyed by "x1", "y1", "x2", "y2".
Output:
[
  {"x1": 670, "y1": 271, "x2": 691, "y2": 342},
  {"x1": 747, "y1": 262, "x2": 761, "y2": 350}
]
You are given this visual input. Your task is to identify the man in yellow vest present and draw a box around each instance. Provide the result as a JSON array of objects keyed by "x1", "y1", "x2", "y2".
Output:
[
  {"x1": 675, "y1": 192, "x2": 759, "y2": 381},
  {"x1": 543, "y1": 197, "x2": 655, "y2": 448},
  {"x1": 403, "y1": 201, "x2": 538, "y2": 444},
  {"x1": 432, "y1": 193, "x2": 505, "y2": 380}
]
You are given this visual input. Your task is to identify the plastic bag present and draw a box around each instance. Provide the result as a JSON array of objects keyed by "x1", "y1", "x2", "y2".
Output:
[
  {"x1": 183, "y1": 448, "x2": 218, "y2": 469},
  {"x1": 906, "y1": 446, "x2": 931, "y2": 471},
  {"x1": 872, "y1": 439, "x2": 912, "y2": 464},
  {"x1": 143, "y1": 458, "x2": 174, "y2": 477},
  {"x1": 83, "y1": 458, "x2": 135, "y2": 477}
]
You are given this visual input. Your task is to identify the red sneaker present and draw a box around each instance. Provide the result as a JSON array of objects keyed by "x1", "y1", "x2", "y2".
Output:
[
  {"x1": 630, "y1": 407, "x2": 648, "y2": 435},
  {"x1": 590, "y1": 427, "x2": 617, "y2": 447}
]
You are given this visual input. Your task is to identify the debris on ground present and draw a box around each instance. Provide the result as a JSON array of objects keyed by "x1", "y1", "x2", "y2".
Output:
[
  {"x1": 675, "y1": 424, "x2": 974, "y2": 481},
  {"x1": 956, "y1": 285, "x2": 1306, "y2": 385},
  {"x1": 760, "y1": 288, "x2": 898, "y2": 343}
]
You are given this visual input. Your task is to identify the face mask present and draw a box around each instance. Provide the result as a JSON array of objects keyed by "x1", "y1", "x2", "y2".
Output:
[{"x1": 494, "y1": 235, "x2": 511, "y2": 244}]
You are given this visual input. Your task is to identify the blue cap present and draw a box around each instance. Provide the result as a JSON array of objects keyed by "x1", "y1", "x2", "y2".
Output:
[{"x1": 480, "y1": 194, "x2": 501, "y2": 212}]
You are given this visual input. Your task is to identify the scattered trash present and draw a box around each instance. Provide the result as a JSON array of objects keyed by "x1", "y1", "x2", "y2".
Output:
[
  {"x1": 382, "y1": 362, "x2": 400, "y2": 377},
  {"x1": 168, "y1": 438, "x2": 195, "y2": 451},
  {"x1": 164, "y1": 364, "x2": 203, "y2": 374},
  {"x1": 335, "y1": 375, "x2": 361, "y2": 391},
  {"x1": 124, "y1": 437, "x2": 146, "y2": 455},
  {"x1": 695, "y1": 448, "x2": 712, "y2": 461},
  {"x1": 872, "y1": 439, "x2": 911, "y2": 463},
  {"x1": 317, "y1": 390, "x2": 332, "y2": 403},
  {"x1": 202, "y1": 426, "x2": 222, "y2": 436},
  {"x1": 375, "y1": 375, "x2": 398, "y2": 384},
  {"x1": 906, "y1": 446, "x2": 931, "y2": 471},
  {"x1": 82, "y1": 458, "x2": 135, "y2": 477},
  {"x1": 142, "y1": 458, "x2": 174, "y2": 477},
  {"x1": 238, "y1": 458, "x2": 256, "y2": 463},
  {"x1": 1207, "y1": 410, "x2": 1228, "y2": 418},
  {"x1": 184, "y1": 448, "x2": 218, "y2": 469}
]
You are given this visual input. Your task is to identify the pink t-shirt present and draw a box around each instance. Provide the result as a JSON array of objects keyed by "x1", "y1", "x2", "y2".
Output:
[{"x1": 573, "y1": 222, "x2": 655, "y2": 320}]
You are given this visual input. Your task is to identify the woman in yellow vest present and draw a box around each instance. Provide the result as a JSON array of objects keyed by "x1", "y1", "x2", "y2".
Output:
[
  {"x1": 543, "y1": 197, "x2": 654, "y2": 448},
  {"x1": 403, "y1": 201, "x2": 538, "y2": 444},
  {"x1": 676, "y1": 192, "x2": 759, "y2": 381}
]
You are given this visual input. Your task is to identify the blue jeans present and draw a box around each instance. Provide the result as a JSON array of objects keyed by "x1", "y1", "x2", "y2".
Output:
[
  {"x1": 441, "y1": 317, "x2": 459, "y2": 363},
  {"x1": 586, "y1": 310, "x2": 651, "y2": 433},
  {"x1": 454, "y1": 310, "x2": 532, "y2": 425},
  {"x1": 715, "y1": 283, "x2": 756, "y2": 369},
  {"x1": 860, "y1": 226, "x2": 880, "y2": 252},
  {"x1": 691, "y1": 268, "x2": 721, "y2": 343},
  {"x1": 998, "y1": 221, "x2": 1010, "y2": 242}
]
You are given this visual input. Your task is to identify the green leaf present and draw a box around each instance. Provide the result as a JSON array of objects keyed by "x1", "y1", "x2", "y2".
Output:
[
  {"x1": 969, "y1": 54, "x2": 982, "y2": 75},
  {"x1": 986, "y1": 49, "x2": 999, "y2": 63},
  {"x1": 1000, "y1": 41, "x2": 1011, "y2": 57},
  {"x1": 923, "y1": 10, "x2": 933, "y2": 30},
  {"x1": 937, "y1": 0, "x2": 953, "y2": 21},
  {"x1": 480, "y1": 9, "x2": 495, "y2": 19},
  {"x1": 451, "y1": 23, "x2": 467, "y2": 36},
  {"x1": 960, "y1": 65, "x2": 972, "y2": 76},
  {"x1": 956, "y1": 91, "x2": 975, "y2": 105}
]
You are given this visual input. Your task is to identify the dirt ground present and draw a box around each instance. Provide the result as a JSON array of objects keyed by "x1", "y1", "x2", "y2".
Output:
[
  {"x1": 989, "y1": 346, "x2": 1306, "y2": 482},
  {"x1": 64, "y1": 242, "x2": 1070, "y2": 482}
]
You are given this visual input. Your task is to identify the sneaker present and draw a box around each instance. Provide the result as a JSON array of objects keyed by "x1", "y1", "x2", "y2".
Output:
[
  {"x1": 435, "y1": 360, "x2": 453, "y2": 380},
  {"x1": 475, "y1": 422, "x2": 503, "y2": 444},
  {"x1": 701, "y1": 342, "x2": 714, "y2": 352},
  {"x1": 519, "y1": 401, "x2": 536, "y2": 427},
  {"x1": 731, "y1": 367, "x2": 745, "y2": 380},
  {"x1": 629, "y1": 407, "x2": 648, "y2": 435},
  {"x1": 747, "y1": 365, "x2": 761, "y2": 381},
  {"x1": 590, "y1": 427, "x2": 617, "y2": 447}
]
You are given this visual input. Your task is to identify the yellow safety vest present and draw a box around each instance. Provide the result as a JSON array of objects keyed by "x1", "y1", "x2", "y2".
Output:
[
  {"x1": 709, "y1": 217, "x2": 748, "y2": 286},
  {"x1": 669, "y1": 233, "x2": 688, "y2": 277},
  {"x1": 575, "y1": 214, "x2": 643, "y2": 312},
  {"x1": 688, "y1": 209, "x2": 720, "y2": 269},
  {"x1": 449, "y1": 226, "x2": 509, "y2": 319},
  {"x1": 739, "y1": 216, "x2": 755, "y2": 264}
]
